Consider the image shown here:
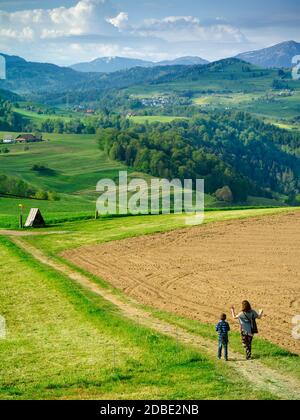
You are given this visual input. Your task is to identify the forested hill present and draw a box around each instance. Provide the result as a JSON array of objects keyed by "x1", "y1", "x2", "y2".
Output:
[
  {"x1": 147, "y1": 58, "x2": 274, "y2": 84},
  {"x1": 0, "y1": 53, "x2": 89, "y2": 95},
  {"x1": 0, "y1": 88, "x2": 20, "y2": 102},
  {"x1": 99, "y1": 112, "x2": 300, "y2": 201}
]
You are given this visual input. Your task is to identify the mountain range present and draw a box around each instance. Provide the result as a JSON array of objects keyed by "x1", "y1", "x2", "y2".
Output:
[
  {"x1": 236, "y1": 40, "x2": 300, "y2": 68},
  {"x1": 70, "y1": 41, "x2": 299, "y2": 73},
  {"x1": 70, "y1": 56, "x2": 209, "y2": 73},
  {"x1": 0, "y1": 40, "x2": 299, "y2": 102}
]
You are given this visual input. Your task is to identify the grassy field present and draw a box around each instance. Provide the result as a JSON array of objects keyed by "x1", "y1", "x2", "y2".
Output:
[
  {"x1": 13, "y1": 107, "x2": 72, "y2": 123},
  {"x1": 0, "y1": 132, "x2": 125, "y2": 194},
  {"x1": 0, "y1": 235, "x2": 275, "y2": 400},
  {"x1": 0, "y1": 195, "x2": 96, "y2": 228},
  {"x1": 12, "y1": 104, "x2": 98, "y2": 124},
  {"x1": 193, "y1": 91, "x2": 300, "y2": 120},
  {"x1": 193, "y1": 92, "x2": 264, "y2": 106},
  {"x1": 0, "y1": 131, "x2": 123, "y2": 227}
]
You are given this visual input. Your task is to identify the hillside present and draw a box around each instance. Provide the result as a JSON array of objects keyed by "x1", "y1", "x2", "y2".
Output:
[
  {"x1": 100, "y1": 112, "x2": 300, "y2": 201},
  {"x1": 124, "y1": 58, "x2": 285, "y2": 100},
  {"x1": 0, "y1": 53, "x2": 90, "y2": 95},
  {"x1": 236, "y1": 40, "x2": 300, "y2": 68},
  {"x1": 148, "y1": 58, "x2": 274, "y2": 84},
  {"x1": 0, "y1": 88, "x2": 20, "y2": 102},
  {"x1": 41, "y1": 58, "x2": 283, "y2": 105},
  {"x1": 0, "y1": 129, "x2": 234, "y2": 228}
]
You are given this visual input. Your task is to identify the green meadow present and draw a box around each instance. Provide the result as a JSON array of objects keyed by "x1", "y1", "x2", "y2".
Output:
[
  {"x1": 0, "y1": 132, "x2": 125, "y2": 194},
  {"x1": 13, "y1": 107, "x2": 72, "y2": 123},
  {"x1": 12, "y1": 104, "x2": 97, "y2": 124},
  {"x1": 193, "y1": 91, "x2": 300, "y2": 121},
  {"x1": 0, "y1": 131, "x2": 123, "y2": 227}
]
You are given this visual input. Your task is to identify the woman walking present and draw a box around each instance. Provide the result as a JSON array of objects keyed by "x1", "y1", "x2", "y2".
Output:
[{"x1": 231, "y1": 301, "x2": 263, "y2": 360}]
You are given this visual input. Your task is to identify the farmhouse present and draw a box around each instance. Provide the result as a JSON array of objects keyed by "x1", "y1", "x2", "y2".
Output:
[{"x1": 15, "y1": 134, "x2": 42, "y2": 143}]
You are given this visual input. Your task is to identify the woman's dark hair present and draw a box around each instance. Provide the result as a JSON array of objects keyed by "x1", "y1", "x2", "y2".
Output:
[{"x1": 242, "y1": 300, "x2": 252, "y2": 312}]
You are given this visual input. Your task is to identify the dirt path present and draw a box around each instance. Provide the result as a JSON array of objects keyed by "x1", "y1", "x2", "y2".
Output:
[
  {"x1": 10, "y1": 236, "x2": 300, "y2": 400},
  {"x1": 63, "y1": 212, "x2": 300, "y2": 355}
]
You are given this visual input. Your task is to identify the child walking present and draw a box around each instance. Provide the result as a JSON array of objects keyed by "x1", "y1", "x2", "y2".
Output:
[{"x1": 216, "y1": 313, "x2": 230, "y2": 361}]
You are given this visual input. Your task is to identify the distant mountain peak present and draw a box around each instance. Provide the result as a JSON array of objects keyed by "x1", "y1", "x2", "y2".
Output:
[
  {"x1": 157, "y1": 56, "x2": 209, "y2": 66},
  {"x1": 236, "y1": 40, "x2": 300, "y2": 68},
  {"x1": 281, "y1": 40, "x2": 298, "y2": 46},
  {"x1": 70, "y1": 55, "x2": 209, "y2": 73}
]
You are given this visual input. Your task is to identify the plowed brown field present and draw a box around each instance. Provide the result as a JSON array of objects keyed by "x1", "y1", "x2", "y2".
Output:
[{"x1": 63, "y1": 212, "x2": 300, "y2": 354}]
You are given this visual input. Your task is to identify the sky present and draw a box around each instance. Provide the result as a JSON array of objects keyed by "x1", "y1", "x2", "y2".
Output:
[{"x1": 0, "y1": 0, "x2": 299, "y2": 65}]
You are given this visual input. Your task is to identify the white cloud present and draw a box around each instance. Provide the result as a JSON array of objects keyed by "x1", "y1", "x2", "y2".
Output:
[
  {"x1": 0, "y1": 0, "x2": 118, "y2": 41},
  {"x1": 107, "y1": 12, "x2": 128, "y2": 30},
  {"x1": 0, "y1": 0, "x2": 249, "y2": 64},
  {"x1": 133, "y1": 16, "x2": 247, "y2": 44},
  {"x1": 0, "y1": 27, "x2": 34, "y2": 40}
]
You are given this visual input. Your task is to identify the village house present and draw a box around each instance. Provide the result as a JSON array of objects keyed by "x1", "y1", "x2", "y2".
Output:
[{"x1": 15, "y1": 134, "x2": 43, "y2": 143}]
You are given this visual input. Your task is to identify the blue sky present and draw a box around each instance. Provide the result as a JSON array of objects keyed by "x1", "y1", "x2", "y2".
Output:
[{"x1": 0, "y1": 0, "x2": 299, "y2": 64}]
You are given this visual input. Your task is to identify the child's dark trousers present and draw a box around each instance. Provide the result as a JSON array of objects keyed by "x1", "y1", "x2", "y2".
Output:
[{"x1": 218, "y1": 339, "x2": 228, "y2": 360}]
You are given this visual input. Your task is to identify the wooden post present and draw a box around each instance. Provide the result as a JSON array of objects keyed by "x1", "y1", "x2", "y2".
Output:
[
  {"x1": 19, "y1": 214, "x2": 23, "y2": 229},
  {"x1": 18, "y1": 204, "x2": 25, "y2": 229},
  {"x1": 95, "y1": 210, "x2": 99, "y2": 220}
]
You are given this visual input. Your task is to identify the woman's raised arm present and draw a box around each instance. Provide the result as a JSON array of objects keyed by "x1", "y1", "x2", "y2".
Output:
[
  {"x1": 257, "y1": 309, "x2": 264, "y2": 319},
  {"x1": 231, "y1": 306, "x2": 239, "y2": 319}
]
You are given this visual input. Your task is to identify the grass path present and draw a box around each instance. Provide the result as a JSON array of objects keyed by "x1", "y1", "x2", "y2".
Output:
[{"x1": 10, "y1": 236, "x2": 300, "y2": 400}]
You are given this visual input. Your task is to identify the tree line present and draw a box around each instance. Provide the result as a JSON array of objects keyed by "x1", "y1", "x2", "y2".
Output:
[
  {"x1": 0, "y1": 174, "x2": 59, "y2": 201},
  {"x1": 0, "y1": 98, "x2": 24, "y2": 131}
]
